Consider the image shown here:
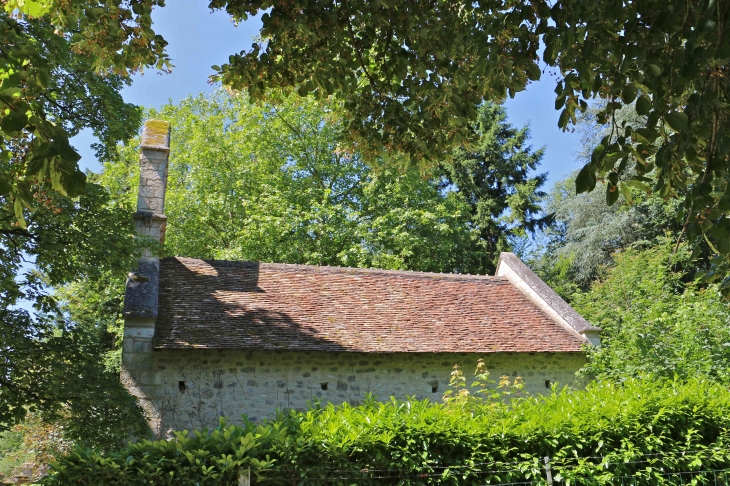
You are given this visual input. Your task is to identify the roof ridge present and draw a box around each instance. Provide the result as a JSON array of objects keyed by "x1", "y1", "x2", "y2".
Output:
[{"x1": 167, "y1": 256, "x2": 509, "y2": 282}]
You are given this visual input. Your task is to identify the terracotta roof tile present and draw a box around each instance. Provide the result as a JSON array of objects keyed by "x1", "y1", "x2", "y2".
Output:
[{"x1": 154, "y1": 257, "x2": 585, "y2": 353}]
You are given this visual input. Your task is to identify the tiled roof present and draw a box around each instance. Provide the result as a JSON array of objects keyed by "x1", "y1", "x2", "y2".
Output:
[{"x1": 154, "y1": 257, "x2": 586, "y2": 353}]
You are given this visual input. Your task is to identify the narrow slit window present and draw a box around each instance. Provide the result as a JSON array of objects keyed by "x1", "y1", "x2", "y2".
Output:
[
  {"x1": 179, "y1": 381, "x2": 187, "y2": 393},
  {"x1": 545, "y1": 380, "x2": 551, "y2": 389},
  {"x1": 320, "y1": 382, "x2": 328, "y2": 391},
  {"x1": 431, "y1": 384, "x2": 439, "y2": 393}
]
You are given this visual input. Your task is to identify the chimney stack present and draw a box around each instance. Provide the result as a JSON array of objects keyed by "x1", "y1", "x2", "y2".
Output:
[
  {"x1": 121, "y1": 120, "x2": 171, "y2": 438},
  {"x1": 134, "y1": 119, "x2": 170, "y2": 251}
]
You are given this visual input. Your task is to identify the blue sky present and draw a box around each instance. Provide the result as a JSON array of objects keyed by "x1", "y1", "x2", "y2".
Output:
[{"x1": 73, "y1": 0, "x2": 583, "y2": 189}]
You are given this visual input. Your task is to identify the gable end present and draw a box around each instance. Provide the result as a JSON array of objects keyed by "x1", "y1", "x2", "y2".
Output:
[{"x1": 496, "y1": 253, "x2": 601, "y2": 346}]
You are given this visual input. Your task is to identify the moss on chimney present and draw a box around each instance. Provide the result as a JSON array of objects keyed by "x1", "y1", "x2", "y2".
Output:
[{"x1": 141, "y1": 120, "x2": 170, "y2": 149}]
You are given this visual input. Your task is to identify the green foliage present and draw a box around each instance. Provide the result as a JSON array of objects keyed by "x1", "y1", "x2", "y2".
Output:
[
  {"x1": 0, "y1": 426, "x2": 27, "y2": 479},
  {"x1": 207, "y1": 0, "x2": 730, "y2": 291},
  {"x1": 47, "y1": 423, "x2": 275, "y2": 485},
  {"x1": 1, "y1": 0, "x2": 169, "y2": 226},
  {"x1": 1, "y1": 308, "x2": 148, "y2": 449},
  {"x1": 528, "y1": 253, "x2": 581, "y2": 301},
  {"x1": 56, "y1": 273, "x2": 127, "y2": 372},
  {"x1": 0, "y1": 182, "x2": 148, "y2": 447},
  {"x1": 574, "y1": 240, "x2": 730, "y2": 383},
  {"x1": 138, "y1": 91, "x2": 472, "y2": 270},
  {"x1": 45, "y1": 379, "x2": 730, "y2": 485},
  {"x1": 529, "y1": 105, "x2": 685, "y2": 290},
  {"x1": 440, "y1": 102, "x2": 549, "y2": 274},
  {"x1": 8, "y1": 0, "x2": 730, "y2": 291},
  {"x1": 212, "y1": 0, "x2": 539, "y2": 165},
  {"x1": 442, "y1": 360, "x2": 525, "y2": 406},
  {"x1": 530, "y1": 112, "x2": 729, "y2": 382},
  {"x1": 535, "y1": 173, "x2": 681, "y2": 288},
  {"x1": 1, "y1": 3, "x2": 165, "y2": 443},
  {"x1": 0, "y1": 413, "x2": 72, "y2": 479},
  {"x1": 102, "y1": 92, "x2": 546, "y2": 273}
]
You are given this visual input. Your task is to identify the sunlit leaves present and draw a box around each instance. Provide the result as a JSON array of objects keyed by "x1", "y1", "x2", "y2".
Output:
[
  {"x1": 575, "y1": 241, "x2": 730, "y2": 383},
  {"x1": 1, "y1": 0, "x2": 170, "y2": 227},
  {"x1": 207, "y1": 0, "x2": 730, "y2": 292},
  {"x1": 48, "y1": 379, "x2": 730, "y2": 486},
  {"x1": 104, "y1": 92, "x2": 546, "y2": 275},
  {"x1": 3, "y1": 0, "x2": 52, "y2": 17},
  {"x1": 106, "y1": 92, "x2": 479, "y2": 273},
  {"x1": 211, "y1": 0, "x2": 542, "y2": 165}
]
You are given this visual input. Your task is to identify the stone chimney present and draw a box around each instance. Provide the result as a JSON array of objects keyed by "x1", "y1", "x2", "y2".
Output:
[
  {"x1": 120, "y1": 120, "x2": 171, "y2": 437},
  {"x1": 134, "y1": 120, "x2": 170, "y2": 251}
]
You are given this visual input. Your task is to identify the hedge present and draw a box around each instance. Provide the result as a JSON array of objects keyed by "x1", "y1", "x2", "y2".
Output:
[{"x1": 44, "y1": 378, "x2": 730, "y2": 485}]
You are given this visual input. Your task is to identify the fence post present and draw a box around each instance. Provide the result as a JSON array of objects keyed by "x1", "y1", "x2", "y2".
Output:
[
  {"x1": 238, "y1": 467, "x2": 251, "y2": 486},
  {"x1": 544, "y1": 456, "x2": 553, "y2": 486}
]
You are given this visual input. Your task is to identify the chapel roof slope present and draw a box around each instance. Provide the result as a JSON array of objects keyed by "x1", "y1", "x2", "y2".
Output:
[{"x1": 154, "y1": 257, "x2": 588, "y2": 353}]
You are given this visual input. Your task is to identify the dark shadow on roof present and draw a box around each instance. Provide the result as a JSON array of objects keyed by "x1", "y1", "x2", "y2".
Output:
[{"x1": 154, "y1": 257, "x2": 351, "y2": 351}]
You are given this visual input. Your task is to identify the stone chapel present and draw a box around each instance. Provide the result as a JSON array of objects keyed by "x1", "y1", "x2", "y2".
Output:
[{"x1": 122, "y1": 120, "x2": 601, "y2": 437}]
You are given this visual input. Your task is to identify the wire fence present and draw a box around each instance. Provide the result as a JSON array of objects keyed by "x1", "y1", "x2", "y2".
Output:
[{"x1": 254, "y1": 468, "x2": 730, "y2": 486}]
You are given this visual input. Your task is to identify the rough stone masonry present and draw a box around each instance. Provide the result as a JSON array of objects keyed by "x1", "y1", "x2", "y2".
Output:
[{"x1": 154, "y1": 350, "x2": 587, "y2": 433}]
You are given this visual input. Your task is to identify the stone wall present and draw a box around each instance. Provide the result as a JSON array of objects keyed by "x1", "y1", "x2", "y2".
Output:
[{"x1": 142, "y1": 350, "x2": 588, "y2": 434}]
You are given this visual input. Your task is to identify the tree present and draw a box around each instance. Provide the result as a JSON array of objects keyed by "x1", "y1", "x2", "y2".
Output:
[
  {"x1": 1, "y1": 0, "x2": 167, "y2": 443},
  {"x1": 206, "y1": 0, "x2": 730, "y2": 290},
  {"x1": 574, "y1": 240, "x2": 730, "y2": 384},
  {"x1": 529, "y1": 105, "x2": 712, "y2": 289},
  {"x1": 533, "y1": 171, "x2": 682, "y2": 288},
  {"x1": 439, "y1": 102, "x2": 549, "y2": 274},
  {"x1": 529, "y1": 108, "x2": 723, "y2": 377},
  {"x1": 210, "y1": 0, "x2": 729, "y2": 174},
  {"x1": 0, "y1": 181, "x2": 148, "y2": 447},
  {"x1": 1, "y1": 0, "x2": 169, "y2": 226},
  {"x1": 104, "y1": 91, "x2": 474, "y2": 271},
  {"x1": 103, "y1": 92, "x2": 547, "y2": 273},
  {"x1": 7, "y1": 0, "x2": 730, "y2": 288}
]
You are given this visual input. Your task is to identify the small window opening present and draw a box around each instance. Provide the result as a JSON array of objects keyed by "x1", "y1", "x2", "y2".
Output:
[
  {"x1": 320, "y1": 382, "x2": 328, "y2": 391},
  {"x1": 431, "y1": 384, "x2": 439, "y2": 393},
  {"x1": 179, "y1": 381, "x2": 187, "y2": 393},
  {"x1": 545, "y1": 380, "x2": 551, "y2": 389}
]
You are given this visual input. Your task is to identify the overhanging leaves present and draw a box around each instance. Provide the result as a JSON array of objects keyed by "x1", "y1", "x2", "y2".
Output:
[
  {"x1": 664, "y1": 112, "x2": 689, "y2": 133},
  {"x1": 204, "y1": 0, "x2": 730, "y2": 292},
  {"x1": 575, "y1": 164, "x2": 597, "y2": 194},
  {"x1": 1, "y1": 1, "x2": 170, "y2": 227}
]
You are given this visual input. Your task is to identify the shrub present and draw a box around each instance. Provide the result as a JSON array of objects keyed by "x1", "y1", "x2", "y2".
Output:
[
  {"x1": 573, "y1": 241, "x2": 730, "y2": 383},
  {"x1": 45, "y1": 425, "x2": 274, "y2": 485},
  {"x1": 45, "y1": 378, "x2": 730, "y2": 485}
]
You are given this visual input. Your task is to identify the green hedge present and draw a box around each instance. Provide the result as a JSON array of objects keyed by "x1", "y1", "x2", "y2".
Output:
[{"x1": 45, "y1": 379, "x2": 730, "y2": 485}]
